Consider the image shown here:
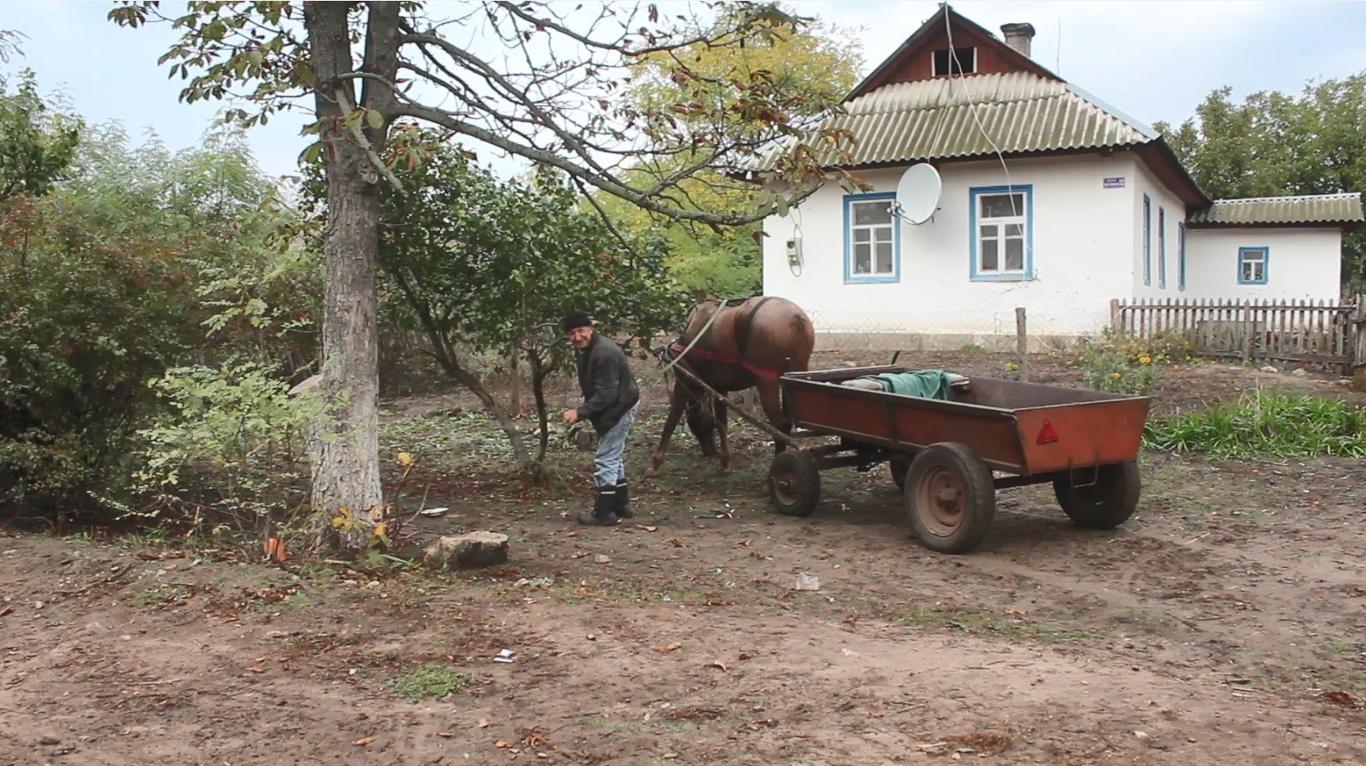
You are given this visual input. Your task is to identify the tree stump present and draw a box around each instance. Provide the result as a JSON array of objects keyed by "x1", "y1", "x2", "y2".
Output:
[{"x1": 423, "y1": 532, "x2": 509, "y2": 570}]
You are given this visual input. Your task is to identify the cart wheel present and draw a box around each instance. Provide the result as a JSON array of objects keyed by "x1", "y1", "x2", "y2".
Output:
[
  {"x1": 904, "y1": 443, "x2": 995, "y2": 554},
  {"x1": 768, "y1": 449, "x2": 821, "y2": 517},
  {"x1": 1053, "y1": 461, "x2": 1140, "y2": 529},
  {"x1": 889, "y1": 452, "x2": 914, "y2": 492}
]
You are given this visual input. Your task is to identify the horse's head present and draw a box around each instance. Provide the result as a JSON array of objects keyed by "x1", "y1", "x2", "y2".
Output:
[{"x1": 684, "y1": 398, "x2": 718, "y2": 458}]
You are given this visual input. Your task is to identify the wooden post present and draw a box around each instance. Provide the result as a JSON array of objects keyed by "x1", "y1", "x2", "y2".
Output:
[
  {"x1": 1110, "y1": 298, "x2": 1122, "y2": 334},
  {"x1": 1015, "y1": 307, "x2": 1029, "y2": 383},
  {"x1": 1353, "y1": 294, "x2": 1366, "y2": 392}
]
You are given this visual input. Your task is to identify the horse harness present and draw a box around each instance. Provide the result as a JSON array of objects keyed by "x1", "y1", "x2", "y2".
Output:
[{"x1": 666, "y1": 297, "x2": 783, "y2": 381}]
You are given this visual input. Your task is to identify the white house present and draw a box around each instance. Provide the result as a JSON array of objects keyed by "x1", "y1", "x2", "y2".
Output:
[{"x1": 757, "y1": 6, "x2": 1364, "y2": 347}]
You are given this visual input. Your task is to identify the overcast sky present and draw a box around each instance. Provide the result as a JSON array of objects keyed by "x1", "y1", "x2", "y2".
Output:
[{"x1": 4, "y1": 1, "x2": 1364, "y2": 180}]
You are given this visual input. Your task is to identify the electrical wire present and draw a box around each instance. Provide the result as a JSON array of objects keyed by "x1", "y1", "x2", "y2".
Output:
[{"x1": 942, "y1": 4, "x2": 1036, "y2": 276}]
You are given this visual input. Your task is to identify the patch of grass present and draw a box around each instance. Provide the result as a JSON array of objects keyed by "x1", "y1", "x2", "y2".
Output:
[
  {"x1": 131, "y1": 583, "x2": 190, "y2": 607},
  {"x1": 893, "y1": 606, "x2": 1086, "y2": 643},
  {"x1": 960, "y1": 342, "x2": 988, "y2": 354},
  {"x1": 283, "y1": 590, "x2": 316, "y2": 609},
  {"x1": 390, "y1": 664, "x2": 473, "y2": 702},
  {"x1": 1327, "y1": 639, "x2": 1361, "y2": 656},
  {"x1": 1145, "y1": 391, "x2": 1366, "y2": 458}
]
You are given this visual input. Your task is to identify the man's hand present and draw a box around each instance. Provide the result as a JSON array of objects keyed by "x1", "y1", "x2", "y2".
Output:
[{"x1": 562, "y1": 408, "x2": 580, "y2": 425}]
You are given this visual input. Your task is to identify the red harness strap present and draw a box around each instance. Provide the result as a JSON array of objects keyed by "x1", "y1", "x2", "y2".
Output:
[{"x1": 667, "y1": 342, "x2": 782, "y2": 380}]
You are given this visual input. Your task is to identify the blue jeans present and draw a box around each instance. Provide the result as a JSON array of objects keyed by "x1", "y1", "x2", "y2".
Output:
[{"x1": 594, "y1": 404, "x2": 637, "y2": 488}]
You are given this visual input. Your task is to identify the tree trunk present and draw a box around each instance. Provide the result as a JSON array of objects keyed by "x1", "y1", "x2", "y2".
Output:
[
  {"x1": 303, "y1": 1, "x2": 400, "y2": 555},
  {"x1": 509, "y1": 345, "x2": 522, "y2": 417},
  {"x1": 528, "y1": 349, "x2": 552, "y2": 470},
  {"x1": 392, "y1": 274, "x2": 535, "y2": 475}
]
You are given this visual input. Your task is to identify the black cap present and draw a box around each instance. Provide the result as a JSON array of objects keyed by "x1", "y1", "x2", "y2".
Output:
[{"x1": 561, "y1": 311, "x2": 593, "y2": 333}]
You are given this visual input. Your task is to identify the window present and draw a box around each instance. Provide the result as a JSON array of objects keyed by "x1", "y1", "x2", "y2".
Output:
[
  {"x1": 843, "y1": 192, "x2": 898, "y2": 283},
  {"x1": 969, "y1": 185, "x2": 1032, "y2": 281},
  {"x1": 932, "y1": 47, "x2": 976, "y2": 76},
  {"x1": 1142, "y1": 194, "x2": 1151, "y2": 286},
  {"x1": 1157, "y1": 207, "x2": 1166, "y2": 289},
  {"x1": 1177, "y1": 223, "x2": 1187, "y2": 291},
  {"x1": 1238, "y1": 246, "x2": 1268, "y2": 285}
]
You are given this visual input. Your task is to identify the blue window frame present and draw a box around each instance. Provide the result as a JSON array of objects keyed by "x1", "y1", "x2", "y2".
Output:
[
  {"x1": 969, "y1": 185, "x2": 1033, "y2": 281},
  {"x1": 1177, "y1": 223, "x2": 1187, "y2": 291},
  {"x1": 1237, "y1": 246, "x2": 1269, "y2": 285},
  {"x1": 1157, "y1": 207, "x2": 1166, "y2": 289},
  {"x1": 843, "y1": 192, "x2": 899, "y2": 283},
  {"x1": 1142, "y1": 194, "x2": 1151, "y2": 286}
]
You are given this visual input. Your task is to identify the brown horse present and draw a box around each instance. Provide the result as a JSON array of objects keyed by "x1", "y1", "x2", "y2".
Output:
[{"x1": 649, "y1": 296, "x2": 815, "y2": 472}]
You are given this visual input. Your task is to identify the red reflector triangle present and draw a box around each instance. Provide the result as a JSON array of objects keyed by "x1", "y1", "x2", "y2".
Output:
[{"x1": 1037, "y1": 420, "x2": 1058, "y2": 445}]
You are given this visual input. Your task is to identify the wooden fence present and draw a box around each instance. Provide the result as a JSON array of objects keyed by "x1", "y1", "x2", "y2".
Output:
[{"x1": 1111, "y1": 296, "x2": 1366, "y2": 375}]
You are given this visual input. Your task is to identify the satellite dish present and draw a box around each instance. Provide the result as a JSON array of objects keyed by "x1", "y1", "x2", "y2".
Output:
[{"x1": 894, "y1": 163, "x2": 941, "y2": 224}]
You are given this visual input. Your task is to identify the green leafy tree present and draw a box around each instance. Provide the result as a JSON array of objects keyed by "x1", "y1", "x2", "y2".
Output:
[
  {"x1": 0, "y1": 69, "x2": 80, "y2": 206},
  {"x1": 113, "y1": 1, "x2": 852, "y2": 553},
  {"x1": 1156, "y1": 72, "x2": 1366, "y2": 291},
  {"x1": 303, "y1": 140, "x2": 686, "y2": 480},
  {"x1": 598, "y1": 5, "x2": 862, "y2": 298}
]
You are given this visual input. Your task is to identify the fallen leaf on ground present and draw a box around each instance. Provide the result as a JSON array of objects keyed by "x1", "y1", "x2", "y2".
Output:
[
  {"x1": 495, "y1": 740, "x2": 511, "y2": 749},
  {"x1": 437, "y1": 732, "x2": 453, "y2": 738},
  {"x1": 354, "y1": 736, "x2": 375, "y2": 747},
  {"x1": 708, "y1": 661, "x2": 728, "y2": 671},
  {"x1": 634, "y1": 525, "x2": 657, "y2": 532},
  {"x1": 478, "y1": 719, "x2": 490, "y2": 728},
  {"x1": 593, "y1": 554, "x2": 611, "y2": 564},
  {"x1": 0, "y1": 605, "x2": 12, "y2": 617},
  {"x1": 1324, "y1": 690, "x2": 1357, "y2": 707},
  {"x1": 656, "y1": 643, "x2": 681, "y2": 654},
  {"x1": 246, "y1": 667, "x2": 265, "y2": 674}
]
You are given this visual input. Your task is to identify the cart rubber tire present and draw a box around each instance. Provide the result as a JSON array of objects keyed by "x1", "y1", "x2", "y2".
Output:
[
  {"x1": 904, "y1": 443, "x2": 995, "y2": 554},
  {"x1": 889, "y1": 452, "x2": 914, "y2": 493},
  {"x1": 768, "y1": 449, "x2": 821, "y2": 517},
  {"x1": 1053, "y1": 461, "x2": 1140, "y2": 529}
]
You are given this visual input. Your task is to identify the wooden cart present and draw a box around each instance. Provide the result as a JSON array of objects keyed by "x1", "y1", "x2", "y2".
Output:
[{"x1": 766, "y1": 365, "x2": 1153, "y2": 554}]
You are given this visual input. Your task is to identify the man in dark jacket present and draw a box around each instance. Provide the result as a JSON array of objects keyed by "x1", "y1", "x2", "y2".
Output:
[{"x1": 561, "y1": 311, "x2": 640, "y2": 526}]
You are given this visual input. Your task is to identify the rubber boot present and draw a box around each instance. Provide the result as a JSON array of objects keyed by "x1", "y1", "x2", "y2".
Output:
[
  {"x1": 614, "y1": 480, "x2": 634, "y2": 519},
  {"x1": 577, "y1": 486, "x2": 620, "y2": 526}
]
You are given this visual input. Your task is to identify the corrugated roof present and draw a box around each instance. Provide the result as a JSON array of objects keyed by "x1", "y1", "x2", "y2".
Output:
[
  {"x1": 749, "y1": 72, "x2": 1154, "y2": 170},
  {"x1": 1189, "y1": 193, "x2": 1364, "y2": 225}
]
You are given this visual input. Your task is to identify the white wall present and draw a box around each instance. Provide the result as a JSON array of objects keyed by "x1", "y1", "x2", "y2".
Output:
[
  {"x1": 762, "y1": 153, "x2": 1143, "y2": 336},
  {"x1": 1184, "y1": 227, "x2": 1342, "y2": 301},
  {"x1": 1129, "y1": 161, "x2": 1189, "y2": 298}
]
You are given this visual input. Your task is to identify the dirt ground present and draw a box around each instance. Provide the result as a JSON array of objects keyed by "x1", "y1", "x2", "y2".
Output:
[{"x1": 2, "y1": 353, "x2": 1364, "y2": 765}]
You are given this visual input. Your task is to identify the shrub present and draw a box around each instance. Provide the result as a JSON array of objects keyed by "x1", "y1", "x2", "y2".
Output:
[
  {"x1": 132, "y1": 362, "x2": 321, "y2": 528},
  {"x1": 1, "y1": 125, "x2": 315, "y2": 516},
  {"x1": 1144, "y1": 391, "x2": 1366, "y2": 458},
  {"x1": 1076, "y1": 328, "x2": 1190, "y2": 395}
]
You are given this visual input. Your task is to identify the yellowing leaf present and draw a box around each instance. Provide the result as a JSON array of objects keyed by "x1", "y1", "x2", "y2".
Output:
[{"x1": 397, "y1": 451, "x2": 414, "y2": 467}]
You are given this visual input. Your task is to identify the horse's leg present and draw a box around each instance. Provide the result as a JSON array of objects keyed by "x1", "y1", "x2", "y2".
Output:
[
  {"x1": 715, "y1": 399, "x2": 730, "y2": 470},
  {"x1": 756, "y1": 379, "x2": 790, "y2": 454},
  {"x1": 648, "y1": 382, "x2": 688, "y2": 474}
]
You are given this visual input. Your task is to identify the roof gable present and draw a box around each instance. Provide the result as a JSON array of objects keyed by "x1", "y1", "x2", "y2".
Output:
[{"x1": 847, "y1": 5, "x2": 1057, "y2": 101}]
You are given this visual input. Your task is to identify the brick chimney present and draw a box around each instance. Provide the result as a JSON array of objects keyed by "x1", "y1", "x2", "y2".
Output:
[{"x1": 1001, "y1": 23, "x2": 1036, "y2": 58}]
